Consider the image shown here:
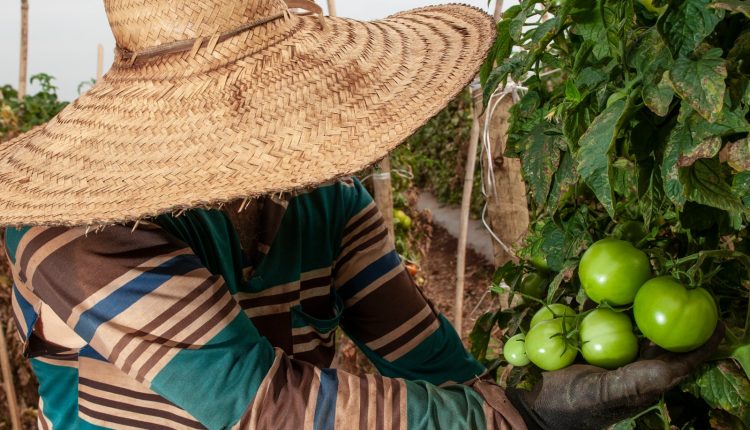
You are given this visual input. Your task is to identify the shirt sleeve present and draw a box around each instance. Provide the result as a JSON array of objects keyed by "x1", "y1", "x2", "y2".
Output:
[
  {"x1": 333, "y1": 178, "x2": 487, "y2": 386},
  {"x1": 9, "y1": 223, "x2": 519, "y2": 430}
]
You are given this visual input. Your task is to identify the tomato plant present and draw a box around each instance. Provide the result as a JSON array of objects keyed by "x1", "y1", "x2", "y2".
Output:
[
  {"x1": 580, "y1": 308, "x2": 639, "y2": 369},
  {"x1": 470, "y1": 0, "x2": 750, "y2": 427},
  {"x1": 634, "y1": 276, "x2": 719, "y2": 352},
  {"x1": 0, "y1": 74, "x2": 67, "y2": 140},
  {"x1": 579, "y1": 238, "x2": 652, "y2": 305}
]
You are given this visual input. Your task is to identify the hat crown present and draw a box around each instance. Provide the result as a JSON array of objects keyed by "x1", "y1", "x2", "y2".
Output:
[{"x1": 104, "y1": 0, "x2": 288, "y2": 52}]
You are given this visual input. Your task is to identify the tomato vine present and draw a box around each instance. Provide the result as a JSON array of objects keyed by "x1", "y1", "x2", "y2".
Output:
[{"x1": 474, "y1": 0, "x2": 750, "y2": 427}]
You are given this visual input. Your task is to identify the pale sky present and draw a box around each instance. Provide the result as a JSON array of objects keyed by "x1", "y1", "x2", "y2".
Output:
[{"x1": 0, "y1": 0, "x2": 517, "y2": 101}]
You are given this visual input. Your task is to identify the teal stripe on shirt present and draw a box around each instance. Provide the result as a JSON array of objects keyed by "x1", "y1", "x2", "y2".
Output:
[
  {"x1": 150, "y1": 314, "x2": 276, "y2": 430},
  {"x1": 405, "y1": 379, "x2": 488, "y2": 429},
  {"x1": 31, "y1": 359, "x2": 109, "y2": 430}
]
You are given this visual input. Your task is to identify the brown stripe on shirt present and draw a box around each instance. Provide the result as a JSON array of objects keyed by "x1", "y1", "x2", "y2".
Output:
[
  {"x1": 253, "y1": 352, "x2": 318, "y2": 429},
  {"x1": 79, "y1": 356, "x2": 204, "y2": 429},
  {"x1": 15, "y1": 227, "x2": 70, "y2": 282},
  {"x1": 37, "y1": 397, "x2": 51, "y2": 430},
  {"x1": 359, "y1": 374, "x2": 369, "y2": 429},
  {"x1": 333, "y1": 233, "x2": 394, "y2": 288},
  {"x1": 120, "y1": 277, "x2": 229, "y2": 375},
  {"x1": 375, "y1": 310, "x2": 439, "y2": 360},
  {"x1": 334, "y1": 228, "x2": 390, "y2": 284},
  {"x1": 27, "y1": 226, "x2": 189, "y2": 322},
  {"x1": 374, "y1": 373, "x2": 385, "y2": 430},
  {"x1": 78, "y1": 390, "x2": 205, "y2": 429},
  {"x1": 79, "y1": 404, "x2": 184, "y2": 430},
  {"x1": 108, "y1": 276, "x2": 220, "y2": 365},
  {"x1": 342, "y1": 271, "x2": 434, "y2": 345},
  {"x1": 135, "y1": 295, "x2": 239, "y2": 382},
  {"x1": 340, "y1": 209, "x2": 384, "y2": 250},
  {"x1": 342, "y1": 203, "x2": 378, "y2": 238},
  {"x1": 336, "y1": 223, "x2": 389, "y2": 271}
]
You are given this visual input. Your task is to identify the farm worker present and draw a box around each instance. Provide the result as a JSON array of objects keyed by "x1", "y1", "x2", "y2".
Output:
[{"x1": 0, "y1": 0, "x2": 721, "y2": 429}]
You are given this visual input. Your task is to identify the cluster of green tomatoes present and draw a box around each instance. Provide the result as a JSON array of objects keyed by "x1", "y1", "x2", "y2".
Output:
[{"x1": 505, "y1": 239, "x2": 719, "y2": 371}]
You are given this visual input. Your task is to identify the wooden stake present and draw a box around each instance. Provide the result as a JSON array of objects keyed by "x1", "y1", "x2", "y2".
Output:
[
  {"x1": 373, "y1": 158, "x2": 395, "y2": 245},
  {"x1": 18, "y1": 0, "x2": 29, "y2": 99},
  {"x1": 493, "y1": 0, "x2": 504, "y2": 22},
  {"x1": 482, "y1": 91, "x2": 528, "y2": 266},
  {"x1": 96, "y1": 44, "x2": 104, "y2": 81},
  {"x1": 326, "y1": 0, "x2": 337, "y2": 17},
  {"x1": 0, "y1": 321, "x2": 21, "y2": 430},
  {"x1": 455, "y1": 84, "x2": 483, "y2": 332}
]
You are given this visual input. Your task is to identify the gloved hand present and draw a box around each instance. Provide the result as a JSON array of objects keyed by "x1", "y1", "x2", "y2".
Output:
[{"x1": 505, "y1": 324, "x2": 724, "y2": 430}]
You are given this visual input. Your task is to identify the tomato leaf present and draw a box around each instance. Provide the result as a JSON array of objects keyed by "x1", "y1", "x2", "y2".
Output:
[
  {"x1": 639, "y1": 161, "x2": 670, "y2": 229},
  {"x1": 470, "y1": 311, "x2": 496, "y2": 362},
  {"x1": 731, "y1": 343, "x2": 750, "y2": 380},
  {"x1": 658, "y1": 0, "x2": 724, "y2": 58},
  {"x1": 709, "y1": 0, "x2": 750, "y2": 18},
  {"x1": 669, "y1": 48, "x2": 727, "y2": 123},
  {"x1": 732, "y1": 171, "x2": 750, "y2": 210},
  {"x1": 721, "y1": 137, "x2": 750, "y2": 172},
  {"x1": 644, "y1": 72, "x2": 675, "y2": 117},
  {"x1": 681, "y1": 158, "x2": 744, "y2": 213},
  {"x1": 662, "y1": 104, "x2": 749, "y2": 207},
  {"x1": 521, "y1": 125, "x2": 562, "y2": 207},
  {"x1": 693, "y1": 361, "x2": 750, "y2": 424},
  {"x1": 677, "y1": 136, "x2": 723, "y2": 167},
  {"x1": 547, "y1": 151, "x2": 579, "y2": 214},
  {"x1": 571, "y1": 2, "x2": 611, "y2": 60},
  {"x1": 541, "y1": 211, "x2": 590, "y2": 272},
  {"x1": 480, "y1": 20, "x2": 513, "y2": 86},
  {"x1": 576, "y1": 99, "x2": 628, "y2": 217}
]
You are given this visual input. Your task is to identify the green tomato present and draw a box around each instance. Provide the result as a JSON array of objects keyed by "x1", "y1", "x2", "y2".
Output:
[
  {"x1": 525, "y1": 318, "x2": 579, "y2": 371},
  {"x1": 520, "y1": 273, "x2": 547, "y2": 299},
  {"x1": 638, "y1": 0, "x2": 667, "y2": 14},
  {"x1": 633, "y1": 277, "x2": 718, "y2": 352},
  {"x1": 503, "y1": 333, "x2": 531, "y2": 367},
  {"x1": 530, "y1": 254, "x2": 549, "y2": 272},
  {"x1": 579, "y1": 238, "x2": 651, "y2": 306},
  {"x1": 393, "y1": 209, "x2": 412, "y2": 229},
  {"x1": 580, "y1": 309, "x2": 639, "y2": 369},
  {"x1": 530, "y1": 303, "x2": 576, "y2": 328}
]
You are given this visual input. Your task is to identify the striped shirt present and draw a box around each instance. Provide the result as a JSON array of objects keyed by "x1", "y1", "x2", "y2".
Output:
[{"x1": 6, "y1": 178, "x2": 517, "y2": 429}]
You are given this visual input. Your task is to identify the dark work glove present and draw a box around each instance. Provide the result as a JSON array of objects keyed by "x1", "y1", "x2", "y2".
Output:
[{"x1": 506, "y1": 324, "x2": 725, "y2": 430}]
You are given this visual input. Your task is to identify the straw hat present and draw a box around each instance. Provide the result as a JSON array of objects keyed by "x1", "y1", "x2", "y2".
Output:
[{"x1": 0, "y1": 0, "x2": 495, "y2": 227}]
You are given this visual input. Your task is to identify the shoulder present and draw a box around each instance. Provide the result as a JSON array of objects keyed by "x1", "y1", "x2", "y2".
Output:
[
  {"x1": 6, "y1": 223, "x2": 189, "y2": 282},
  {"x1": 292, "y1": 176, "x2": 374, "y2": 217}
]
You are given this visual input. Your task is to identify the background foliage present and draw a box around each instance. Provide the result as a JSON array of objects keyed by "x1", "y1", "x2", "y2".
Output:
[
  {"x1": 391, "y1": 91, "x2": 485, "y2": 218},
  {"x1": 473, "y1": 0, "x2": 750, "y2": 428},
  {"x1": 1, "y1": 73, "x2": 67, "y2": 140}
]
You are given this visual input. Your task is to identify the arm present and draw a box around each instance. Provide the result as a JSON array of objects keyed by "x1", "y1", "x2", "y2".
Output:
[
  {"x1": 333, "y1": 179, "x2": 485, "y2": 385},
  {"x1": 13, "y1": 223, "x2": 524, "y2": 429}
]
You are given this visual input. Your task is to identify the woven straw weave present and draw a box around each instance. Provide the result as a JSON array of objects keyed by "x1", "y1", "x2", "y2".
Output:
[{"x1": 0, "y1": 0, "x2": 495, "y2": 227}]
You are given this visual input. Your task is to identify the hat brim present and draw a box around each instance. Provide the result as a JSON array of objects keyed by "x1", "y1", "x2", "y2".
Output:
[{"x1": 0, "y1": 5, "x2": 495, "y2": 226}]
